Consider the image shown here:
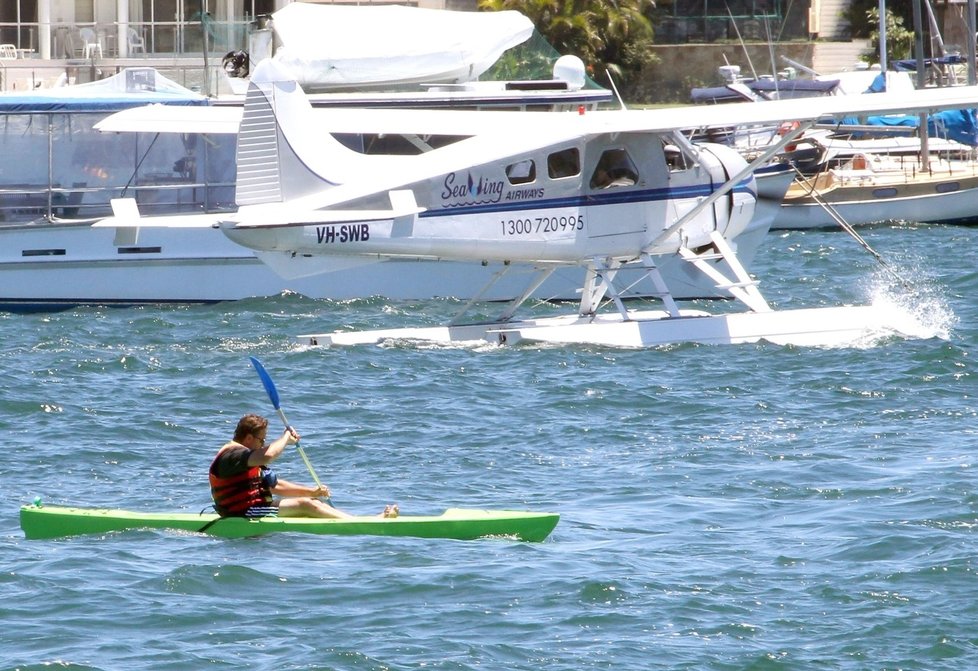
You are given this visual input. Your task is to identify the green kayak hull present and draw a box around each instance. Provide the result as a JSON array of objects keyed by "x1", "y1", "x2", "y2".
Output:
[{"x1": 20, "y1": 505, "x2": 559, "y2": 542}]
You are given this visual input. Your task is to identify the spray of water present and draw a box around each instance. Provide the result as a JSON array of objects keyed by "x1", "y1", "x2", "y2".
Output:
[{"x1": 861, "y1": 259, "x2": 957, "y2": 342}]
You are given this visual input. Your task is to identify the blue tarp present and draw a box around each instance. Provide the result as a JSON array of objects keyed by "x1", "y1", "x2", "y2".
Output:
[
  {"x1": 690, "y1": 86, "x2": 755, "y2": 104},
  {"x1": 692, "y1": 78, "x2": 840, "y2": 103},
  {"x1": 837, "y1": 108, "x2": 978, "y2": 147},
  {"x1": 893, "y1": 54, "x2": 967, "y2": 71},
  {"x1": 865, "y1": 73, "x2": 887, "y2": 93},
  {"x1": 0, "y1": 68, "x2": 208, "y2": 113},
  {"x1": 748, "y1": 79, "x2": 839, "y2": 96}
]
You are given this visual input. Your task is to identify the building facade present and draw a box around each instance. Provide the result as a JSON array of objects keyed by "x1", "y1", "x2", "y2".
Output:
[{"x1": 0, "y1": 0, "x2": 477, "y2": 61}]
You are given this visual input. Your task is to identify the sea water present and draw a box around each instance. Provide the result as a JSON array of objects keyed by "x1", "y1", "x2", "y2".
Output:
[{"x1": 3, "y1": 223, "x2": 978, "y2": 670}]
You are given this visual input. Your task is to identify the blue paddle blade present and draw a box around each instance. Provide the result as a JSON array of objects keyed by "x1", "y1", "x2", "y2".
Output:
[{"x1": 250, "y1": 356, "x2": 281, "y2": 410}]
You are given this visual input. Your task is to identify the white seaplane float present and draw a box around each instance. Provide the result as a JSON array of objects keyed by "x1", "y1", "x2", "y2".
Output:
[{"x1": 97, "y1": 59, "x2": 978, "y2": 348}]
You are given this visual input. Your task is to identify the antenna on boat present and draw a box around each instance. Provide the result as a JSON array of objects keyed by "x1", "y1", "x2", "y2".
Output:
[
  {"x1": 725, "y1": 3, "x2": 759, "y2": 81},
  {"x1": 605, "y1": 70, "x2": 627, "y2": 110},
  {"x1": 199, "y1": 0, "x2": 211, "y2": 96},
  {"x1": 763, "y1": 16, "x2": 780, "y2": 98}
]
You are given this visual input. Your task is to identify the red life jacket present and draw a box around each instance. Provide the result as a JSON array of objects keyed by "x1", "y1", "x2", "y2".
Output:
[{"x1": 209, "y1": 453, "x2": 272, "y2": 516}]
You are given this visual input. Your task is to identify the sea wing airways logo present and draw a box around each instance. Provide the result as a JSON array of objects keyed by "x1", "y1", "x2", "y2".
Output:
[{"x1": 441, "y1": 172, "x2": 504, "y2": 207}]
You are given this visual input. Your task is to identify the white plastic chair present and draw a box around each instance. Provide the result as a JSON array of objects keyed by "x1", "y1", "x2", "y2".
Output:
[
  {"x1": 79, "y1": 27, "x2": 102, "y2": 59},
  {"x1": 0, "y1": 44, "x2": 17, "y2": 60},
  {"x1": 127, "y1": 27, "x2": 146, "y2": 55}
]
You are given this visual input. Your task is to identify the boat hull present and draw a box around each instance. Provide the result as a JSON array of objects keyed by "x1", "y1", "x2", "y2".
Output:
[
  {"x1": 773, "y1": 166, "x2": 978, "y2": 230},
  {"x1": 19, "y1": 504, "x2": 559, "y2": 542}
]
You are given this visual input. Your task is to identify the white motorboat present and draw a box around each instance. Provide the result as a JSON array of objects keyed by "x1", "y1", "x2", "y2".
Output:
[
  {"x1": 0, "y1": 0, "x2": 788, "y2": 313},
  {"x1": 0, "y1": 62, "x2": 781, "y2": 311}
]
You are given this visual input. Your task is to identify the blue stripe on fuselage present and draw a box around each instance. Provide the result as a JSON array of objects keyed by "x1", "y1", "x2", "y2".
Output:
[{"x1": 421, "y1": 179, "x2": 756, "y2": 219}]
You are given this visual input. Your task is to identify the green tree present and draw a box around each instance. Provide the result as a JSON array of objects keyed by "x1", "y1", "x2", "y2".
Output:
[
  {"x1": 863, "y1": 7, "x2": 914, "y2": 65},
  {"x1": 844, "y1": 0, "x2": 915, "y2": 39},
  {"x1": 478, "y1": 0, "x2": 657, "y2": 99}
]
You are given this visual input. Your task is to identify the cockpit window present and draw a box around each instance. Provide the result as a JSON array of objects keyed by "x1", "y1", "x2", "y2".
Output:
[
  {"x1": 547, "y1": 148, "x2": 581, "y2": 179},
  {"x1": 590, "y1": 148, "x2": 639, "y2": 189},
  {"x1": 506, "y1": 159, "x2": 536, "y2": 185}
]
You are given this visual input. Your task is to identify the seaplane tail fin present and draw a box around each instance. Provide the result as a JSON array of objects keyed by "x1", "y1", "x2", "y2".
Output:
[{"x1": 237, "y1": 59, "x2": 360, "y2": 207}]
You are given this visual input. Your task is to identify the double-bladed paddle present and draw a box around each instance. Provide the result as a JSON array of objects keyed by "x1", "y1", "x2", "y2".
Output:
[{"x1": 249, "y1": 356, "x2": 324, "y2": 491}]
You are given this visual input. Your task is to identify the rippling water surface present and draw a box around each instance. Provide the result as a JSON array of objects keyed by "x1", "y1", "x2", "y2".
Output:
[{"x1": 3, "y1": 224, "x2": 978, "y2": 670}]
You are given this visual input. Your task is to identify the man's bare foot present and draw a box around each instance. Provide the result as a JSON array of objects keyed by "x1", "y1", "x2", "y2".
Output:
[{"x1": 382, "y1": 504, "x2": 399, "y2": 518}]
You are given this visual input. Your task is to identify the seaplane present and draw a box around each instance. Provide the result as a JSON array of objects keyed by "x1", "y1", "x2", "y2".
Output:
[{"x1": 95, "y1": 59, "x2": 978, "y2": 348}]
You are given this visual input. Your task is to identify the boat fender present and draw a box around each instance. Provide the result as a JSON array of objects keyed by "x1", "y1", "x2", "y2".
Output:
[{"x1": 776, "y1": 120, "x2": 802, "y2": 152}]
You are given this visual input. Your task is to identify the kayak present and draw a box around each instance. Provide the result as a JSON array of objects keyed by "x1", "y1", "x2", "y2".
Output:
[{"x1": 19, "y1": 504, "x2": 559, "y2": 542}]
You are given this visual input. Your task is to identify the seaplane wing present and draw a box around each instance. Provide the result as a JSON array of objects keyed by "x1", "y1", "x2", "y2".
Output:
[
  {"x1": 95, "y1": 80, "x2": 978, "y2": 140},
  {"x1": 569, "y1": 85, "x2": 978, "y2": 134},
  {"x1": 96, "y1": 102, "x2": 573, "y2": 138},
  {"x1": 95, "y1": 58, "x2": 978, "y2": 348}
]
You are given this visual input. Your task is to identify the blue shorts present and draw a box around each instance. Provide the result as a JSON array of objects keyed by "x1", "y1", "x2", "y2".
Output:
[{"x1": 244, "y1": 505, "x2": 278, "y2": 519}]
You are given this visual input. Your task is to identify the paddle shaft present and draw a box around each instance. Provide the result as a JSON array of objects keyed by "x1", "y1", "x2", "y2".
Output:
[
  {"x1": 249, "y1": 356, "x2": 325, "y2": 493},
  {"x1": 272, "y1": 406, "x2": 324, "y2": 491}
]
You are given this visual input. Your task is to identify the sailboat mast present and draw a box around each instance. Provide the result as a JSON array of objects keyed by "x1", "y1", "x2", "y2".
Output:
[
  {"x1": 911, "y1": 0, "x2": 928, "y2": 164},
  {"x1": 878, "y1": 0, "x2": 887, "y2": 71},
  {"x1": 968, "y1": 0, "x2": 977, "y2": 86}
]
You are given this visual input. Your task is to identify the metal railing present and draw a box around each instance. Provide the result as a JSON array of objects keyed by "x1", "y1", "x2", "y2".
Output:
[{"x1": 0, "y1": 19, "x2": 253, "y2": 59}]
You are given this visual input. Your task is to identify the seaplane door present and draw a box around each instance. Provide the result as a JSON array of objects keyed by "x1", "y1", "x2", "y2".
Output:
[{"x1": 584, "y1": 136, "x2": 666, "y2": 241}]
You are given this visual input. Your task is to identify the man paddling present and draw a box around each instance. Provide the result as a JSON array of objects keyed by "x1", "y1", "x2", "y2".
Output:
[{"x1": 209, "y1": 414, "x2": 397, "y2": 519}]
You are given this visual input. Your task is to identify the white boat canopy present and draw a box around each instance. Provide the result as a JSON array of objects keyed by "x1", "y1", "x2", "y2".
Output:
[
  {"x1": 0, "y1": 68, "x2": 207, "y2": 112},
  {"x1": 270, "y1": 3, "x2": 534, "y2": 90}
]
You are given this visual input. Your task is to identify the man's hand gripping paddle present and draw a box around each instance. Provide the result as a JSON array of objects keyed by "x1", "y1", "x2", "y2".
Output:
[{"x1": 249, "y1": 356, "x2": 325, "y2": 492}]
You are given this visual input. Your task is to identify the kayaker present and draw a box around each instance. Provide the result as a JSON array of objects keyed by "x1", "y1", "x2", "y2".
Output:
[{"x1": 209, "y1": 413, "x2": 398, "y2": 519}]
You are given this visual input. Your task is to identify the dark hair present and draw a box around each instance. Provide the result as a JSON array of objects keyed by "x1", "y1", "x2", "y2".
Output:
[{"x1": 233, "y1": 414, "x2": 268, "y2": 442}]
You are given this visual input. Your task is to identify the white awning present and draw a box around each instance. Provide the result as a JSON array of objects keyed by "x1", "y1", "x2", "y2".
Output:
[{"x1": 270, "y1": 4, "x2": 534, "y2": 89}]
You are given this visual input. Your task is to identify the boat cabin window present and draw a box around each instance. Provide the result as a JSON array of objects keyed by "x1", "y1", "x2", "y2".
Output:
[
  {"x1": 547, "y1": 148, "x2": 581, "y2": 179},
  {"x1": 506, "y1": 159, "x2": 536, "y2": 185},
  {"x1": 590, "y1": 148, "x2": 639, "y2": 189}
]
